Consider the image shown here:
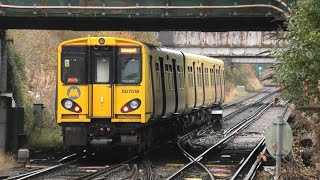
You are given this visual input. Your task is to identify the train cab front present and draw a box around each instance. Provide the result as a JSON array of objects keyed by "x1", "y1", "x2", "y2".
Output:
[{"x1": 56, "y1": 37, "x2": 149, "y2": 148}]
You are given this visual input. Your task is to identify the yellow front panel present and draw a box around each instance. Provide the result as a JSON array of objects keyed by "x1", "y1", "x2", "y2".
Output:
[
  {"x1": 113, "y1": 85, "x2": 145, "y2": 122},
  {"x1": 92, "y1": 84, "x2": 112, "y2": 117},
  {"x1": 57, "y1": 85, "x2": 89, "y2": 123}
]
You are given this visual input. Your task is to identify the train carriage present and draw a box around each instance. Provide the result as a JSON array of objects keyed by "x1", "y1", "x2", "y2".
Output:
[{"x1": 56, "y1": 37, "x2": 224, "y2": 150}]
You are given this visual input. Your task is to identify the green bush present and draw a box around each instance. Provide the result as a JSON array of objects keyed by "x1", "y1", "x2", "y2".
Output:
[
  {"x1": 275, "y1": 0, "x2": 320, "y2": 105},
  {"x1": 7, "y1": 45, "x2": 35, "y2": 133}
]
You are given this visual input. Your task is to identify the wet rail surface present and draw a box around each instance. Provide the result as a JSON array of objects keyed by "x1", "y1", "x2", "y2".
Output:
[
  {"x1": 167, "y1": 89, "x2": 283, "y2": 179},
  {"x1": 200, "y1": 104, "x2": 289, "y2": 179}
]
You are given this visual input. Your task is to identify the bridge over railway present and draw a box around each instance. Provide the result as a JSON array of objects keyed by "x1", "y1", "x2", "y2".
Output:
[
  {"x1": 0, "y1": 0, "x2": 293, "y2": 31},
  {"x1": 157, "y1": 31, "x2": 282, "y2": 64}
]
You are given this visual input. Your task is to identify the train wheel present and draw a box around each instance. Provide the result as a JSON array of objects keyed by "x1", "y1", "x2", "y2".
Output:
[
  {"x1": 145, "y1": 127, "x2": 153, "y2": 149},
  {"x1": 183, "y1": 116, "x2": 190, "y2": 131},
  {"x1": 206, "y1": 109, "x2": 212, "y2": 125},
  {"x1": 212, "y1": 114, "x2": 222, "y2": 131},
  {"x1": 136, "y1": 142, "x2": 145, "y2": 154},
  {"x1": 67, "y1": 146, "x2": 84, "y2": 154}
]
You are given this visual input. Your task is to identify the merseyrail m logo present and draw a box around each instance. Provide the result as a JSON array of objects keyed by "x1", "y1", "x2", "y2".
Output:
[{"x1": 67, "y1": 86, "x2": 81, "y2": 100}]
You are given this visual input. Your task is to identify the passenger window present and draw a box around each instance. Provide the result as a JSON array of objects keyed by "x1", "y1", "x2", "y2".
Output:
[
  {"x1": 205, "y1": 68, "x2": 209, "y2": 86},
  {"x1": 96, "y1": 57, "x2": 110, "y2": 83},
  {"x1": 216, "y1": 69, "x2": 220, "y2": 85},
  {"x1": 180, "y1": 65, "x2": 184, "y2": 89},
  {"x1": 209, "y1": 69, "x2": 212, "y2": 86},
  {"x1": 189, "y1": 66, "x2": 192, "y2": 87},
  {"x1": 164, "y1": 64, "x2": 168, "y2": 90},
  {"x1": 176, "y1": 65, "x2": 180, "y2": 89},
  {"x1": 169, "y1": 64, "x2": 173, "y2": 90}
]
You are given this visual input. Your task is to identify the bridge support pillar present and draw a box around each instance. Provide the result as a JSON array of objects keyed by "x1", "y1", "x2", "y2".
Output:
[{"x1": 0, "y1": 29, "x2": 7, "y2": 93}]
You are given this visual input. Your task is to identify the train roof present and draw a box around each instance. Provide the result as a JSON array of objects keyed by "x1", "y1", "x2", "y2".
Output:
[
  {"x1": 58, "y1": 37, "x2": 224, "y2": 65},
  {"x1": 143, "y1": 43, "x2": 224, "y2": 65}
]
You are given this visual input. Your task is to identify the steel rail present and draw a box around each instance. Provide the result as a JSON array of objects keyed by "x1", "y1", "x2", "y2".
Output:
[
  {"x1": 142, "y1": 158, "x2": 154, "y2": 180},
  {"x1": 129, "y1": 164, "x2": 139, "y2": 180},
  {"x1": 6, "y1": 153, "x2": 78, "y2": 180},
  {"x1": 76, "y1": 156, "x2": 139, "y2": 180},
  {"x1": 195, "y1": 102, "x2": 271, "y2": 162},
  {"x1": 17, "y1": 159, "x2": 78, "y2": 180},
  {"x1": 243, "y1": 147, "x2": 267, "y2": 180},
  {"x1": 167, "y1": 126, "x2": 214, "y2": 179},
  {"x1": 195, "y1": 161, "x2": 215, "y2": 180},
  {"x1": 223, "y1": 103, "x2": 267, "y2": 135},
  {"x1": 234, "y1": 103, "x2": 289, "y2": 180},
  {"x1": 223, "y1": 91, "x2": 277, "y2": 122},
  {"x1": 230, "y1": 138, "x2": 266, "y2": 180},
  {"x1": 0, "y1": 4, "x2": 289, "y2": 17},
  {"x1": 223, "y1": 89, "x2": 269, "y2": 109},
  {"x1": 167, "y1": 98, "x2": 274, "y2": 180}
]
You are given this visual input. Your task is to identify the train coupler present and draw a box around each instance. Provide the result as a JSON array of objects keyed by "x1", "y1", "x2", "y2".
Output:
[{"x1": 120, "y1": 135, "x2": 139, "y2": 145}]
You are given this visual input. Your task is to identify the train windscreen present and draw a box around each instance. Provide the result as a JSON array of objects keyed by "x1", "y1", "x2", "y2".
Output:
[
  {"x1": 117, "y1": 47, "x2": 142, "y2": 84},
  {"x1": 61, "y1": 46, "x2": 87, "y2": 84}
]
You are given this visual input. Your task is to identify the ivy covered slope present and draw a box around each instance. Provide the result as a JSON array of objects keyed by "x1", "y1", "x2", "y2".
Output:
[{"x1": 275, "y1": 0, "x2": 320, "y2": 105}]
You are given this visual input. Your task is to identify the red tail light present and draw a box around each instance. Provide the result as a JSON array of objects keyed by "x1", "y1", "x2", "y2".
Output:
[
  {"x1": 74, "y1": 106, "x2": 81, "y2": 113},
  {"x1": 122, "y1": 106, "x2": 130, "y2": 113}
]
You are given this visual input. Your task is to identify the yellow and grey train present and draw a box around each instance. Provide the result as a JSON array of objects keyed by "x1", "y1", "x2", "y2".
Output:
[{"x1": 56, "y1": 37, "x2": 225, "y2": 149}]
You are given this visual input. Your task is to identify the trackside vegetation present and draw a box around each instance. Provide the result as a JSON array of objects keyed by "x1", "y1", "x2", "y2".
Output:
[
  {"x1": 7, "y1": 45, "x2": 34, "y2": 133},
  {"x1": 274, "y1": 0, "x2": 320, "y2": 177},
  {"x1": 275, "y1": 0, "x2": 320, "y2": 105}
]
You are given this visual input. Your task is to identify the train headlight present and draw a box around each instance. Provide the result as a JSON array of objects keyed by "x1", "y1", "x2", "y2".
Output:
[
  {"x1": 64, "y1": 100, "x2": 73, "y2": 109},
  {"x1": 130, "y1": 100, "x2": 139, "y2": 109}
]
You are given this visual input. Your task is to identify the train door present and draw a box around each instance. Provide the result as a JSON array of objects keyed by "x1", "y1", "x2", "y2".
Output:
[
  {"x1": 201, "y1": 63, "x2": 206, "y2": 106},
  {"x1": 154, "y1": 60, "x2": 163, "y2": 117},
  {"x1": 159, "y1": 58, "x2": 166, "y2": 116},
  {"x1": 216, "y1": 66, "x2": 221, "y2": 102},
  {"x1": 172, "y1": 59, "x2": 179, "y2": 113},
  {"x1": 221, "y1": 69, "x2": 225, "y2": 100},
  {"x1": 91, "y1": 51, "x2": 113, "y2": 117},
  {"x1": 211, "y1": 65, "x2": 216, "y2": 103},
  {"x1": 193, "y1": 62, "x2": 197, "y2": 107},
  {"x1": 195, "y1": 64, "x2": 203, "y2": 107}
]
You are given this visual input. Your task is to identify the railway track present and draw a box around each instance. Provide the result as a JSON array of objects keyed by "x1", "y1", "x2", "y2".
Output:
[
  {"x1": 4, "y1": 88, "x2": 281, "y2": 180},
  {"x1": 167, "y1": 90, "x2": 286, "y2": 179},
  {"x1": 6, "y1": 148, "x2": 155, "y2": 180}
]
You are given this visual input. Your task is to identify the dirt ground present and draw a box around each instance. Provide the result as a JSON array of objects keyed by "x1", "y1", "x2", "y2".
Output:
[{"x1": 0, "y1": 150, "x2": 18, "y2": 172}]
